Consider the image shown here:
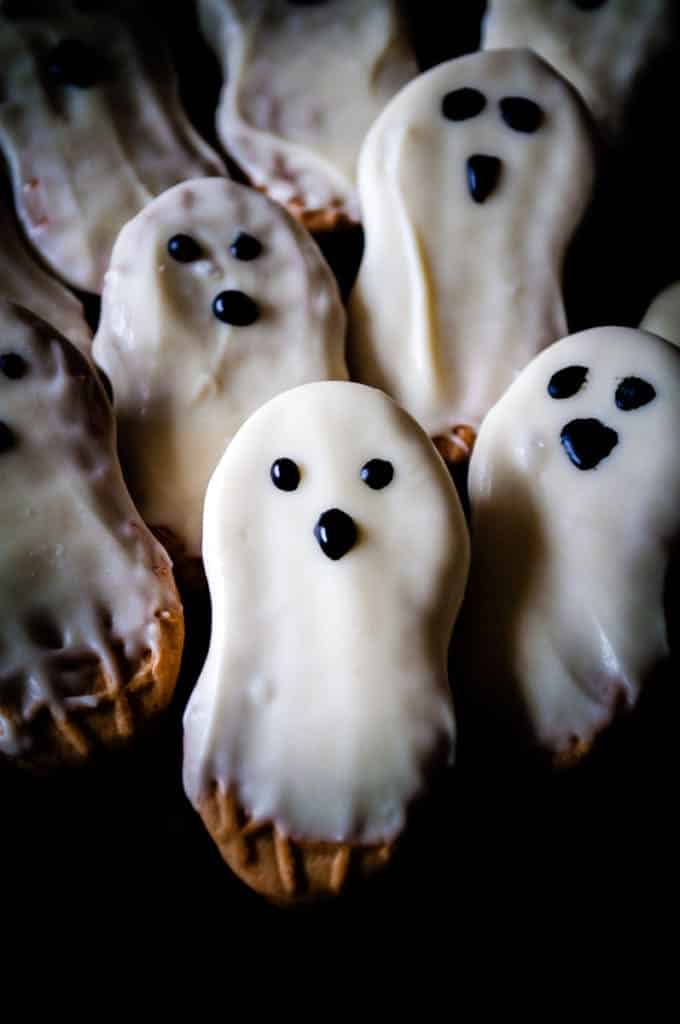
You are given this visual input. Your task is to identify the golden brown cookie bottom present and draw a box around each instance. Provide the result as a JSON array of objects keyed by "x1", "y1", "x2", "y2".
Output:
[
  {"x1": 433, "y1": 425, "x2": 477, "y2": 466},
  {"x1": 251, "y1": 182, "x2": 356, "y2": 234},
  {"x1": 198, "y1": 784, "x2": 394, "y2": 906},
  {"x1": 293, "y1": 201, "x2": 356, "y2": 234},
  {"x1": 552, "y1": 738, "x2": 593, "y2": 769},
  {"x1": 3, "y1": 595, "x2": 184, "y2": 772}
]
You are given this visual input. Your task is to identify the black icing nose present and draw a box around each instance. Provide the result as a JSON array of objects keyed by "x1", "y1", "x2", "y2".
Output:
[
  {"x1": 467, "y1": 154, "x2": 502, "y2": 203},
  {"x1": 561, "y1": 418, "x2": 619, "y2": 471},
  {"x1": 314, "y1": 508, "x2": 358, "y2": 561}
]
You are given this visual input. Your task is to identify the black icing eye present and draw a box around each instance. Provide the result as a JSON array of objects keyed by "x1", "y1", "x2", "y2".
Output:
[
  {"x1": 167, "y1": 234, "x2": 203, "y2": 262},
  {"x1": 0, "y1": 421, "x2": 17, "y2": 453},
  {"x1": 270, "y1": 458, "x2": 300, "y2": 491},
  {"x1": 500, "y1": 97, "x2": 544, "y2": 134},
  {"x1": 213, "y1": 290, "x2": 259, "y2": 326},
  {"x1": 360, "y1": 459, "x2": 394, "y2": 490},
  {"x1": 0, "y1": 352, "x2": 28, "y2": 379},
  {"x1": 615, "y1": 376, "x2": 656, "y2": 411},
  {"x1": 229, "y1": 232, "x2": 263, "y2": 261},
  {"x1": 441, "y1": 87, "x2": 486, "y2": 121},
  {"x1": 548, "y1": 365, "x2": 588, "y2": 399},
  {"x1": 45, "y1": 39, "x2": 99, "y2": 88}
]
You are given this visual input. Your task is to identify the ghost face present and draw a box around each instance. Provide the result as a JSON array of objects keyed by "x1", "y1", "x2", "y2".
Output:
[
  {"x1": 492, "y1": 327, "x2": 680, "y2": 514},
  {"x1": 385, "y1": 49, "x2": 593, "y2": 219},
  {"x1": 93, "y1": 178, "x2": 347, "y2": 557},
  {"x1": 349, "y1": 49, "x2": 594, "y2": 437},
  {"x1": 202, "y1": 381, "x2": 468, "y2": 638},
  {"x1": 184, "y1": 381, "x2": 469, "y2": 844},
  {"x1": 440, "y1": 80, "x2": 546, "y2": 205},
  {"x1": 463, "y1": 327, "x2": 680, "y2": 755},
  {"x1": 97, "y1": 178, "x2": 346, "y2": 400}
]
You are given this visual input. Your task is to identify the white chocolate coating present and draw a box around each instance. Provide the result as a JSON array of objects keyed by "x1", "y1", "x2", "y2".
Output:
[
  {"x1": 0, "y1": 189, "x2": 91, "y2": 353},
  {"x1": 482, "y1": 0, "x2": 672, "y2": 134},
  {"x1": 93, "y1": 178, "x2": 347, "y2": 559},
  {"x1": 640, "y1": 282, "x2": 680, "y2": 348},
  {"x1": 348, "y1": 50, "x2": 595, "y2": 439},
  {"x1": 0, "y1": 6, "x2": 225, "y2": 293},
  {"x1": 0, "y1": 302, "x2": 182, "y2": 758},
  {"x1": 198, "y1": 0, "x2": 417, "y2": 224},
  {"x1": 183, "y1": 382, "x2": 469, "y2": 844},
  {"x1": 459, "y1": 327, "x2": 680, "y2": 756}
]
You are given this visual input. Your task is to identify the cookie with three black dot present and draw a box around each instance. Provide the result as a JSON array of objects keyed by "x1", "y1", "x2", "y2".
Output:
[
  {"x1": 460, "y1": 326, "x2": 680, "y2": 764},
  {"x1": 349, "y1": 49, "x2": 595, "y2": 465},
  {"x1": 93, "y1": 178, "x2": 348, "y2": 568}
]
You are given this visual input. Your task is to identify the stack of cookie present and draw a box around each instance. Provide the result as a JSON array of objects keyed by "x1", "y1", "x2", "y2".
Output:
[{"x1": 1, "y1": 0, "x2": 678, "y2": 907}]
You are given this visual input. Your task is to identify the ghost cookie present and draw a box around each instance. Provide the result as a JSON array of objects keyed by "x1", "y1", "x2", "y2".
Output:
[
  {"x1": 457, "y1": 326, "x2": 680, "y2": 763},
  {"x1": 197, "y1": 0, "x2": 417, "y2": 230},
  {"x1": 0, "y1": 181, "x2": 91, "y2": 354},
  {"x1": 0, "y1": 302, "x2": 184, "y2": 769},
  {"x1": 92, "y1": 178, "x2": 347, "y2": 577},
  {"x1": 347, "y1": 50, "x2": 595, "y2": 465},
  {"x1": 0, "y1": 3, "x2": 225, "y2": 294},
  {"x1": 640, "y1": 282, "x2": 680, "y2": 348},
  {"x1": 183, "y1": 381, "x2": 469, "y2": 903},
  {"x1": 482, "y1": 0, "x2": 673, "y2": 136}
]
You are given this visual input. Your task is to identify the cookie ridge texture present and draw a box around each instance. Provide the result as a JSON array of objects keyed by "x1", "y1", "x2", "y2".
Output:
[
  {"x1": 184, "y1": 381, "x2": 469, "y2": 897},
  {"x1": 0, "y1": 301, "x2": 184, "y2": 767}
]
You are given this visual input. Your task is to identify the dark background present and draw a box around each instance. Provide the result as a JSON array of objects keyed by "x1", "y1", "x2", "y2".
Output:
[{"x1": 2, "y1": 0, "x2": 678, "y2": 974}]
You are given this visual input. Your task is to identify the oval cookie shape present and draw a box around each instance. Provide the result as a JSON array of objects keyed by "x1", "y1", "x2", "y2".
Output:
[
  {"x1": 0, "y1": 301, "x2": 183, "y2": 768},
  {"x1": 348, "y1": 49, "x2": 595, "y2": 457},
  {"x1": 92, "y1": 178, "x2": 348, "y2": 565},
  {"x1": 0, "y1": 5, "x2": 225, "y2": 293},
  {"x1": 183, "y1": 381, "x2": 469, "y2": 900},
  {"x1": 457, "y1": 326, "x2": 680, "y2": 761}
]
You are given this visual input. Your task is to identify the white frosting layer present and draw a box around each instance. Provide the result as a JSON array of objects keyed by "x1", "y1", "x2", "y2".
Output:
[
  {"x1": 482, "y1": 0, "x2": 672, "y2": 133},
  {"x1": 198, "y1": 0, "x2": 417, "y2": 223},
  {"x1": 0, "y1": 188, "x2": 91, "y2": 353},
  {"x1": 0, "y1": 302, "x2": 182, "y2": 758},
  {"x1": 641, "y1": 282, "x2": 680, "y2": 348},
  {"x1": 183, "y1": 382, "x2": 469, "y2": 843},
  {"x1": 93, "y1": 178, "x2": 347, "y2": 558},
  {"x1": 0, "y1": 6, "x2": 225, "y2": 293},
  {"x1": 348, "y1": 50, "x2": 595, "y2": 438},
  {"x1": 459, "y1": 327, "x2": 680, "y2": 756}
]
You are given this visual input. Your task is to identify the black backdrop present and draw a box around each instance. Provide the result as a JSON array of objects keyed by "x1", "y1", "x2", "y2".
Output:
[{"x1": 2, "y1": 0, "x2": 678, "y2": 978}]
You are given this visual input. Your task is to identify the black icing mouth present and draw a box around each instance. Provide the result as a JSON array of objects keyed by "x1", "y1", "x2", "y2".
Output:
[
  {"x1": 314, "y1": 508, "x2": 357, "y2": 561},
  {"x1": 560, "y1": 418, "x2": 619, "y2": 471},
  {"x1": 466, "y1": 154, "x2": 502, "y2": 203}
]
